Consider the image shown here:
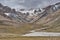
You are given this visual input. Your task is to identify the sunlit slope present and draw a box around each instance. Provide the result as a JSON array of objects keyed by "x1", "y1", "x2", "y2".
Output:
[
  {"x1": 35, "y1": 10, "x2": 60, "y2": 32},
  {"x1": 0, "y1": 10, "x2": 60, "y2": 35}
]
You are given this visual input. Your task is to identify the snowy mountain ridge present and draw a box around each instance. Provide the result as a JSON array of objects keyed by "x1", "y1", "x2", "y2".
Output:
[{"x1": 0, "y1": 2, "x2": 60, "y2": 23}]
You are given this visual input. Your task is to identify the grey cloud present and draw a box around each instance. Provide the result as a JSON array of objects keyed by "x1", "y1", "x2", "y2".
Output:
[
  {"x1": 0, "y1": 0, "x2": 60, "y2": 10},
  {"x1": 17, "y1": 0, "x2": 60, "y2": 8}
]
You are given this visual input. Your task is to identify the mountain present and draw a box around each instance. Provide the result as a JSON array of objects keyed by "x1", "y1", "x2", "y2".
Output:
[
  {"x1": 0, "y1": 2, "x2": 60, "y2": 36},
  {"x1": 0, "y1": 2, "x2": 60, "y2": 23},
  {"x1": 0, "y1": 3, "x2": 23, "y2": 27},
  {"x1": 33, "y1": 2, "x2": 60, "y2": 32}
]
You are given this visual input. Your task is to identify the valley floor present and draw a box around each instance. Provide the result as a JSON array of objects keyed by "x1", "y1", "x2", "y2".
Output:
[{"x1": 0, "y1": 36, "x2": 60, "y2": 40}]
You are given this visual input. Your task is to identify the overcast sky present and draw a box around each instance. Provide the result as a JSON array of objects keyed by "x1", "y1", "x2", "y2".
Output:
[{"x1": 0, "y1": 0, "x2": 60, "y2": 10}]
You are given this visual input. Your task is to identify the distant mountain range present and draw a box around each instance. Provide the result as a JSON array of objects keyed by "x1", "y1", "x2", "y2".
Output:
[
  {"x1": 0, "y1": 2, "x2": 60, "y2": 35},
  {"x1": 0, "y1": 2, "x2": 60, "y2": 23}
]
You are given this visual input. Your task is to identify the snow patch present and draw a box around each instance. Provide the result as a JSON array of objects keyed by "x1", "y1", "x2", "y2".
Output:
[{"x1": 22, "y1": 32, "x2": 60, "y2": 36}]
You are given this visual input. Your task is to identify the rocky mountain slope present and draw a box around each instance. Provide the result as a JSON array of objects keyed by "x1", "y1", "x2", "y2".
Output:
[
  {"x1": 0, "y1": 2, "x2": 60, "y2": 23},
  {"x1": 0, "y1": 2, "x2": 60, "y2": 35}
]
